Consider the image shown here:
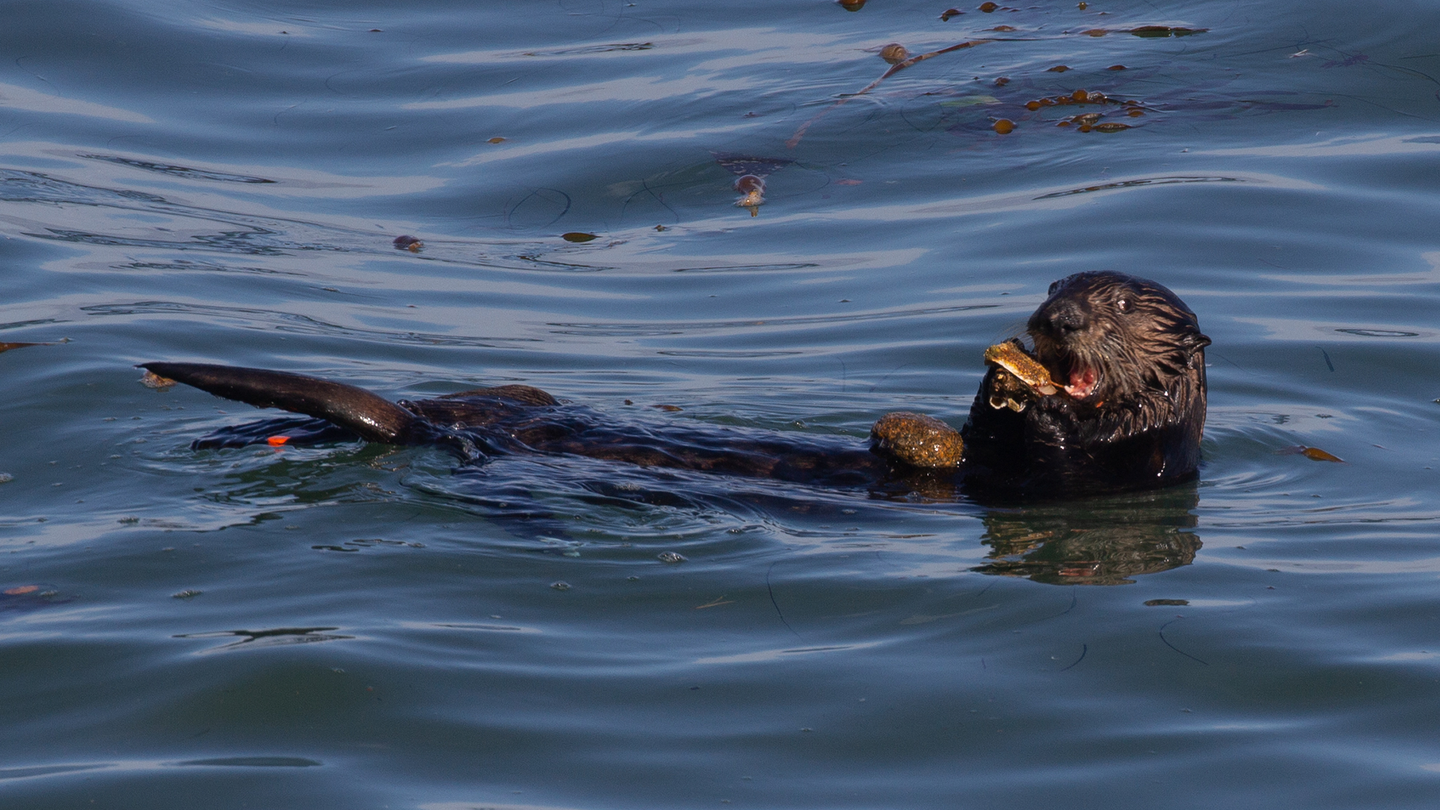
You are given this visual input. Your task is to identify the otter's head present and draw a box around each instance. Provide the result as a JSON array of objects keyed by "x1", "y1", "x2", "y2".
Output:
[{"x1": 1026, "y1": 271, "x2": 1210, "y2": 403}]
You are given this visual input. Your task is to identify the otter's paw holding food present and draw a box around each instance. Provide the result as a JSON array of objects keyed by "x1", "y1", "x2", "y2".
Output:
[
  {"x1": 987, "y1": 369, "x2": 1034, "y2": 413},
  {"x1": 870, "y1": 412, "x2": 964, "y2": 469}
]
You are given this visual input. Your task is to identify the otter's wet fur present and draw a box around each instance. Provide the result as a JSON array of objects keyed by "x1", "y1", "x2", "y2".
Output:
[
  {"x1": 142, "y1": 271, "x2": 1209, "y2": 500},
  {"x1": 960, "y1": 271, "x2": 1210, "y2": 495}
]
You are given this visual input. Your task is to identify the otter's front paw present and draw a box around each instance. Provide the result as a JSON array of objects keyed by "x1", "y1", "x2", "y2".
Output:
[
  {"x1": 1028, "y1": 392, "x2": 1086, "y2": 441},
  {"x1": 871, "y1": 412, "x2": 964, "y2": 468}
]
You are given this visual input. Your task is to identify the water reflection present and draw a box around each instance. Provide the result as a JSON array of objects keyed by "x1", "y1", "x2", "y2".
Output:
[{"x1": 972, "y1": 484, "x2": 1202, "y2": 585}]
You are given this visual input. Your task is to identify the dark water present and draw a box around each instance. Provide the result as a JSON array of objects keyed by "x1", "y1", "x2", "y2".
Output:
[{"x1": 5, "y1": 0, "x2": 1440, "y2": 806}]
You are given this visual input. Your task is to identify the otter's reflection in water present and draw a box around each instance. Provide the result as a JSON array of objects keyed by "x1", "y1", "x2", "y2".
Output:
[{"x1": 971, "y1": 484, "x2": 1201, "y2": 585}]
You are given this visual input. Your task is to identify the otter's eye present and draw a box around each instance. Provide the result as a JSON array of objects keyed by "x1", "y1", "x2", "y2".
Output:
[{"x1": 1117, "y1": 298, "x2": 1131, "y2": 313}]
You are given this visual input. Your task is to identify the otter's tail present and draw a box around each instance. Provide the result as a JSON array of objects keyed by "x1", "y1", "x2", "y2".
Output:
[{"x1": 141, "y1": 362, "x2": 429, "y2": 444}]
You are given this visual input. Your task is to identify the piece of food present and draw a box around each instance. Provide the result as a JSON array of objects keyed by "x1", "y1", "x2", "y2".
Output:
[{"x1": 984, "y1": 341, "x2": 1058, "y2": 395}]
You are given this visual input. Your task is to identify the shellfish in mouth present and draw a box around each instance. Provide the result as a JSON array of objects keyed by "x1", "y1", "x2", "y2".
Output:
[{"x1": 983, "y1": 340, "x2": 1059, "y2": 412}]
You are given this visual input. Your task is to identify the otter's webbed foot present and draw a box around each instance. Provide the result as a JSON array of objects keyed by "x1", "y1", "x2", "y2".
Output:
[
  {"x1": 192, "y1": 415, "x2": 362, "y2": 450},
  {"x1": 870, "y1": 412, "x2": 964, "y2": 469}
]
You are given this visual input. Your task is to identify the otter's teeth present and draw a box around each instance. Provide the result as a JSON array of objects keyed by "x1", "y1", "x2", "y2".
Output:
[{"x1": 1065, "y1": 366, "x2": 1098, "y2": 399}]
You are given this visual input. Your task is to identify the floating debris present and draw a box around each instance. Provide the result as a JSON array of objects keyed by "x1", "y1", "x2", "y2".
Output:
[
  {"x1": 1, "y1": 584, "x2": 67, "y2": 612},
  {"x1": 393, "y1": 235, "x2": 423, "y2": 251},
  {"x1": 734, "y1": 174, "x2": 766, "y2": 211},
  {"x1": 657, "y1": 551, "x2": 687, "y2": 564},
  {"x1": 561, "y1": 232, "x2": 599, "y2": 243},
  {"x1": 1277, "y1": 445, "x2": 1346, "y2": 463},
  {"x1": 879, "y1": 43, "x2": 909, "y2": 64},
  {"x1": 940, "y1": 8, "x2": 964, "y2": 20}
]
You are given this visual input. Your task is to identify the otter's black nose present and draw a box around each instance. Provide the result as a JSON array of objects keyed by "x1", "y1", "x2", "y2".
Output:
[{"x1": 1029, "y1": 298, "x2": 1087, "y2": 337}]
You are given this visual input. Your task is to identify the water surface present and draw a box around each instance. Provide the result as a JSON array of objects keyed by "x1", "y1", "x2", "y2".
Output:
[{"x1": 5, "y1": 1, "x2": 1440, "y2": 807}]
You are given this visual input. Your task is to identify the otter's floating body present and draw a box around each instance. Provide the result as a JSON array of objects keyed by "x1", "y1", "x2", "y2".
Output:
[{"x1": 144, "y1": 271, "x2": 1209, "y2": 500}]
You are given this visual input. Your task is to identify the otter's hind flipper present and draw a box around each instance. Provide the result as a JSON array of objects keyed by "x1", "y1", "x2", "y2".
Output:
[{"x1": 142, "y1": 362, "x2": 428, "y2": 444}]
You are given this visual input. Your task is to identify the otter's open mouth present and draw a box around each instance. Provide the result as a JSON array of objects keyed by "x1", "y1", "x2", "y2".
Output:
[{"x1": 1065, "y1": 365, "x2": 1098, "y2": 400}]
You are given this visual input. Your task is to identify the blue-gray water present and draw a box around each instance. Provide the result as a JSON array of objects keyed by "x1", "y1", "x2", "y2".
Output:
[{"x1": 5, "y1": 1, "x2": 1440, "y2": 807}]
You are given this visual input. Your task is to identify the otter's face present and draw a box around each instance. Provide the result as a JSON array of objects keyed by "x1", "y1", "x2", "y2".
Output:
[{"x1": 1026, "y1": 271, "x2": 1210, "y2": 403}]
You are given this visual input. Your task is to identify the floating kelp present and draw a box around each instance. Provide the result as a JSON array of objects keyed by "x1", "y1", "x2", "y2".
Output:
[
  {"x1": 561, "y1": 232, "x2": 599, "y2": 243},
  {"x1": 1012, "y1": 88, "x2": 1150, "y2": 133},
  {"x1": 1129, "y1": 25, "x2": 1207, "y2": 37},
  {"x1": 1024, "y1": 88, "x2": 1134, "y2": 110},
  {"x1": 780, "y1": 8, "x2": 1298, "y2": 151},
  {"x1": 1073, "y1": 26, "x2": 1207, "y2": 37},
  {"x1": 787, "y1": 38, "x2": 996, "y2": 147},
  {"x1": 519, "y1": 42, "x2": 654, "y2": 57},
  {"x1": 1034, "y1": 175, "x2": 1240, "y2": 200}
]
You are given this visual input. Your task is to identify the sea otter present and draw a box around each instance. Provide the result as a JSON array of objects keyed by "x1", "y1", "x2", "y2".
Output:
[{"x1": 141, "y1": 271, "x2": 1209, "y2": 499}]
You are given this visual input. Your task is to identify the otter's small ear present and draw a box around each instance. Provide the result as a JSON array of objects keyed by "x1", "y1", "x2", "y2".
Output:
[
  {"x1": 1184, "y1": 330, "x2": 1212, "y2": 358},
  {"x1": 1047, "y1": 280, "x2": 1061, "y2": 295}
]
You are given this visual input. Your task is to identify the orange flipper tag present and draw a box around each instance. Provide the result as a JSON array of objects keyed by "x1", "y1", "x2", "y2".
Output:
[{"x1": 267, "y1": 435, "x2": 290, "y2": 447}]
